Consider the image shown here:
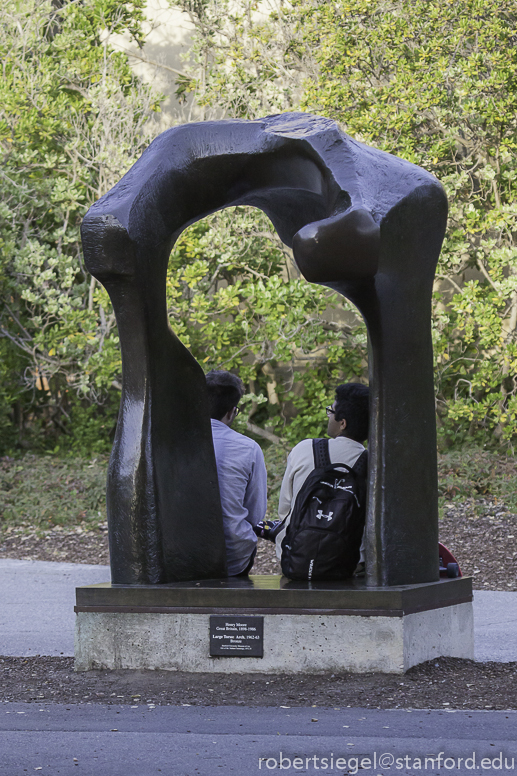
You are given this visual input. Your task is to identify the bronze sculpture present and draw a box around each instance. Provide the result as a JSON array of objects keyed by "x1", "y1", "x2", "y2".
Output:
[{"x1": 81, "y1": 112, "x2": 447, "y2": 587}]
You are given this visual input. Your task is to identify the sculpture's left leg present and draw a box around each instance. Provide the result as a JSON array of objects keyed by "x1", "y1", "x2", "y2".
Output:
[{"x1": 81, "y1": 216, "x2": 227, "y2": 584}]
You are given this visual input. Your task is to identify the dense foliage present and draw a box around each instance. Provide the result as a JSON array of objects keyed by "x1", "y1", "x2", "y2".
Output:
[
  {"x1": 167, "y1": 210, "x2": 366, "y2": 443},
  {"x1": 2, "y1": 0, "x2": 517, "y2": 454},
  {"x1": 298, "y1": 0, "x2": 517, "y2": 446},
  {"x1": 0, "y1": 0, "x2": 158, "y2": 453},
  {"x1": 174, "y1": 0, "x2": 517, "y2": 448}
]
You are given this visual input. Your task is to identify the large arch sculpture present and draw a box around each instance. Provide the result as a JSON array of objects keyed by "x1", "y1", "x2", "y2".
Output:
[{"x1": 81, "y1": 112, "x2": 448, "y2": 588}]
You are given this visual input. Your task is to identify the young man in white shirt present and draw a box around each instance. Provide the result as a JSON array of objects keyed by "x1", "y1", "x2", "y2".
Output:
[
  {"x1": 274, "y1": 383, "x2": 369, "y2": 560},
  {"x1": 206, "y1": 370, "x2": 267, "y2": 576}
]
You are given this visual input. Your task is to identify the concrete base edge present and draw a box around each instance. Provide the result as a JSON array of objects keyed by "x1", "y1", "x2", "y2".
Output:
[{"x1": 74, "y1": 602, "x2": 473, "y2": 674}]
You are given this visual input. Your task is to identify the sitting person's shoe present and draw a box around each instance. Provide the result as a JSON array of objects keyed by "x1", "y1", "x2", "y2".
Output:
[{"x1": 253, "y1": 519, "x2": 283, "y2": 541}]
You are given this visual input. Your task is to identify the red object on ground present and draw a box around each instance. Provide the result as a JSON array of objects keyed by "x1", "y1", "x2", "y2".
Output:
[{"x1": 439, "y1": 542, "x2": 462, "y2": 577}]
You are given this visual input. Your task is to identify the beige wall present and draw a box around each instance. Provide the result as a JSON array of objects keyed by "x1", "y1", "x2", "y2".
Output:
[
  {"x1": 110, "y1": 1, "x2": 278, "y2": 129},
  {"x1": 110, "y1": 1, "x2": 198, "y2": 129}
]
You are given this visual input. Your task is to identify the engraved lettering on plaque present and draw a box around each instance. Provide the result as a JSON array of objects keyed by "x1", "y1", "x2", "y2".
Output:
[{"x1": 209, "y1": 615, "x2": 264, "y2": 657}]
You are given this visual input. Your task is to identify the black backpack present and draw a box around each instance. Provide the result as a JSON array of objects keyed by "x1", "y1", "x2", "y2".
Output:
[{"x1": 280, "y1": 439, "x2": 368, "y2": 581}]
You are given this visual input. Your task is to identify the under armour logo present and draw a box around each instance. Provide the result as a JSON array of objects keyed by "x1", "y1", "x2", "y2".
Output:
[{"x1": 316, "y1": 510, "x2": 333, "y2": 522}]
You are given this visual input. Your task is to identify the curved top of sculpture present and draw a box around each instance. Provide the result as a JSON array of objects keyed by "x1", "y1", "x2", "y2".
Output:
[{"x1": 83, "y1": 112, "x2": 443, "y2": 287}]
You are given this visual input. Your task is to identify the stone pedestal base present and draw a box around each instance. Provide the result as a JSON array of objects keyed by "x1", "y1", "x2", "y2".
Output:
[{"x1": 74, "y1": 575, "x2": 473, "y2": 675}]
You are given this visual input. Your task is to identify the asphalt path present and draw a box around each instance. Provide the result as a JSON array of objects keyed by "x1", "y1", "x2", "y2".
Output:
[
  {"x1": 1, "y1": 559, "x2": 516, "y2": 661},
  {"x1": 1, "y1": 704, "x2": 516, "y2": 775},
  {"x1": 0, "y1": 560, "x2": 110, "y2": 657},
  {"x1": 472, "y1": 591, "x2": 517, "y2": 662}
]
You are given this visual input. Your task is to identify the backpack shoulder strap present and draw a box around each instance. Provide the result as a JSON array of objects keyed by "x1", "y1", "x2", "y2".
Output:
[
  {"x1": 312, "y1": 438, "x2": 331, "y2": 469},
  {"x1": 351, "y1": 449, "x2": 368, "y2": 478}
]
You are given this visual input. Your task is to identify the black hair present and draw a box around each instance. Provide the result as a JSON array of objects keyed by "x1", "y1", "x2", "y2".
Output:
[
  {"x1": 334, "y1": 383, "x2": 369, "y2": 443},
  {"x1": 205, "y1": 370, "x2": 244, "y2": 420}
]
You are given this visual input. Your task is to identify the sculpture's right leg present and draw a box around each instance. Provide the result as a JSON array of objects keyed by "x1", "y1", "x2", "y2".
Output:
[
  {"x1": 81, "y1": 215, "x2": 227, "y2": 584},
  {"x1": 357, "y1": 186, "x2": 448, "y2": 587},
  {"x1": 293, "y1": 185, "x2": 448, "y2": 587}
]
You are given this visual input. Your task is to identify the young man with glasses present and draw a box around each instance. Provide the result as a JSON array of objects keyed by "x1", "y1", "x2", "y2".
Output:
[
  {"x1": 206, "y1": 370, "x2": 267, "y2": 576},
  {"x1": 271, "y1": 383, "x2": 369, "y2": 562}
]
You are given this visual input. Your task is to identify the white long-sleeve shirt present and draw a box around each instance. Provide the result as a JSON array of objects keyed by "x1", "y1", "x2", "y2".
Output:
[
  {"x1": 211, "y1": 419, "x2": 268, "y2": 575},
  {"x1": 275, "y1": 436, "x2": 365, "y2": 559}
]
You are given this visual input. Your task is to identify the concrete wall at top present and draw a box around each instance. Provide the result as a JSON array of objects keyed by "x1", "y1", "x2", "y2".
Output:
[{"x1": 110, "y1": 0, "x2": 199, "y2": 129}]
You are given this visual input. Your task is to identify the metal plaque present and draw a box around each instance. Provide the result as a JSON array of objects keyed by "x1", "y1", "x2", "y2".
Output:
[{"x1": 209, "y1": 615, "x2": 264, "y2": 657}]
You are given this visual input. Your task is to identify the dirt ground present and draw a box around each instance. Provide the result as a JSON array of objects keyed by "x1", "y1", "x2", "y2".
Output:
[
  {"x1": 1, "y1": 656, "x2": 517, "y2": 710},
  {"x1": 1, "y1": 495, "x2": 515, "y2": 589}
]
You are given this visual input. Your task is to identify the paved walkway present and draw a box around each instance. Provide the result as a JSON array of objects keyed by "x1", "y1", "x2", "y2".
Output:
[
  {"x1": 0, "y1": 559, "x2": 109, "y2": 657},
  {"x1": 0, "y1": 559, "x2": 516, "y2": 661},
  {"x1": 2, "y1": 704, "x2": 516, "y2": 775},
  {"x1": 472, "y1": 590, "x2": 517, "y2": 662}
]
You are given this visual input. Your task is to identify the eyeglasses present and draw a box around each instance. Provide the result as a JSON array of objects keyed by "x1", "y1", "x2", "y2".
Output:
[
  {"x1": 325, "y1": 406, "x2": 335, "y2": 417},
  {"x1": 233, "y1": 406, "x2": 240, "y2": 416}
]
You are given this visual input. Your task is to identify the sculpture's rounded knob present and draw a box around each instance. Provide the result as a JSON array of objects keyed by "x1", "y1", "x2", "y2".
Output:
[{"x1": 292, "y1": 208, "x2": 380, "y2": 284}]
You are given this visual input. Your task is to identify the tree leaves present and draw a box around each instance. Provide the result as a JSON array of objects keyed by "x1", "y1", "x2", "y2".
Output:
[
  {"x1": 176, "y1": 0, "x2": 517, "y2": 445},
  {"x1": 0, "y1": 0, "x2": 158, "y2": 452},
  {"x1": 166, "y1": 207, "x2": 367, "y2": 443}
]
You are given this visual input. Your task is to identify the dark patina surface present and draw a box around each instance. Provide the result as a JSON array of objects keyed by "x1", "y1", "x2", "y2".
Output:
[{"x1": 81, "y1": 112, "x2": 448, "y2": 587}]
